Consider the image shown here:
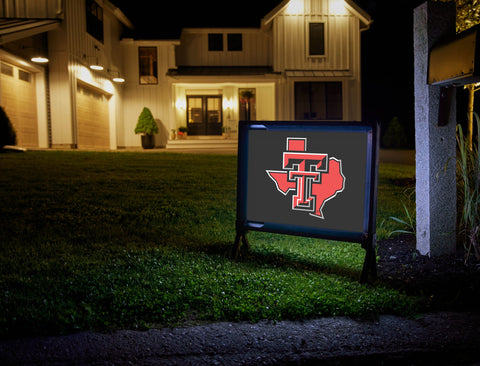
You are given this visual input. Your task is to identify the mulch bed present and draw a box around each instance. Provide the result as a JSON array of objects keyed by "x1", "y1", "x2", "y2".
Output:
[{"x1": 376, "y1": 234, "x2": 480, "y2": 311}]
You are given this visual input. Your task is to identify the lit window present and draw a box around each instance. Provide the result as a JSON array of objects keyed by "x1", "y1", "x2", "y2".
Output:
[
  {"x1": 138, "y1": 47, "x2": 158, "y2": 85},
  {"x1": 309, "y1": 23, "x2": 325, "y2": 56}
]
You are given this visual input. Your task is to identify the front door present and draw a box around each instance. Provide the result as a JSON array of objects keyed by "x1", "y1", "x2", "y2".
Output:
[{"x1": 187, "y1": 95, "x2": 223, "y2": 136}]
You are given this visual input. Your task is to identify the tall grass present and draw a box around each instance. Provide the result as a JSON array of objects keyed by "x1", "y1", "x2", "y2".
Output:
[{"x1": 456, "y1": 113, "x2": 480, "y2": 263}]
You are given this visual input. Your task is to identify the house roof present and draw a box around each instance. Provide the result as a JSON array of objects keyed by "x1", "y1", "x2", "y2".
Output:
[
  {"x1": 262, "y1": 0, "x2": 372, "y2": 30},
  {"x1": 0, "y1": 19, "x2": 60, "y2": 45}
]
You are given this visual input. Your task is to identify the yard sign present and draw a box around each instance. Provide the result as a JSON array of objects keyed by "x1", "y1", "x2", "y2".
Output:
[{"x1": 234, "y1": 121, "x2": 379, "y2": 282}]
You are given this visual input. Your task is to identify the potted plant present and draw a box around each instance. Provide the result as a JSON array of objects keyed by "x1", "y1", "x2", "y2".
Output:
[
  {"x1": 178, "y1": 126, "x2": 188, "y2": 139},
  {"x1": 135, "y1": 107, "x2": 159, "y2": 149}
]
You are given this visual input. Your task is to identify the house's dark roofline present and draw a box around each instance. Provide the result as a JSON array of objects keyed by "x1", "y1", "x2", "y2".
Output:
[{"x1": 0, "y1": 19, "x2": 60, "y2": 45}]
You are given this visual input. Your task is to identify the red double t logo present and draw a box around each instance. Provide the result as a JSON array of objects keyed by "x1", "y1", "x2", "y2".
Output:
[{"x1": 266, "y1": 138, "x2": 345, "y2": 219}]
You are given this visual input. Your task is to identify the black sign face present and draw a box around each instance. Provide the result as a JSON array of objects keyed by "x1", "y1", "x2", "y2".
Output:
[{"x1": 237, "y1": 121, "x2": 379, "y2": 243}]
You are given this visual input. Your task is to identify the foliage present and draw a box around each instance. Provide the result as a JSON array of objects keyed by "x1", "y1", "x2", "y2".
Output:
[
  {"x1": 0, "y1": 106, "x2": 16, "y2": 148},
  {"x1": 134, "y1": 107, "x2": 159, "y2": 135},
  {"x1": 0, "y1": 152, "x2": 420, "y2": 338},
  {"x1": 433, "y1": 0, "x2": 480, "y2": 32},
  {"x1": 455, "y1": 114, "x2": 480, "y2": 263},
  {"x1": 376, "y1": 164, "x2": 416, "y2": 239},
  {"x1": 388, "y1": 188, "x2": 416, "y2": 237},
  {"x1": 382, "y1": 116, "x2": 409, "y2": 149}
]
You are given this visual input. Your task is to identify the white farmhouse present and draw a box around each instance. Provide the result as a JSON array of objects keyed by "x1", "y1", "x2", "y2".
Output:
[{"x1": 0, "y1": 0, "x2": 371, "y2": 150}]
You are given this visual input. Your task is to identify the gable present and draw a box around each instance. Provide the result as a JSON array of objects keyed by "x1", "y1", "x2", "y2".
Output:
[{"x1": 262, "y1": 0, "x2": 372, "y2": 30}]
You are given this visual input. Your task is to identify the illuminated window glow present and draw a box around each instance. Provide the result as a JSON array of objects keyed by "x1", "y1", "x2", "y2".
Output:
[
  {"x1": 330, "y1": 0, "x2": 348, "y2": 15},
  {"x1": 285, "y1": 0, "x2": 303, "y2": 15}
]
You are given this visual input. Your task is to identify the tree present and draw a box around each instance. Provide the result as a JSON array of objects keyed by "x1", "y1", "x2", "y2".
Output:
[
  {"x1": 434, "y1": 0, "x2": 480, "y2": 149},
  {"x1": 433, "y1": 0, "x2": 480, "y2": 32}
]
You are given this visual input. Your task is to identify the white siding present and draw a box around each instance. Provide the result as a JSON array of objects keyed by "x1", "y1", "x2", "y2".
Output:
[
  {"x1": 48, "y1": 0, "x2": 126, "y2": 149},
  {"x1": 176, "y1": 28, "x2": 272, "y2": 67},
  {"x1": 120, "y1": 39, "x2": 178, "y2": 147},
  {"x1": 272, "y1": 0, "x2": 359, "y2": 72},
  {"x1": 270, "y1": 0, "x2": 364, "y2": 121}
]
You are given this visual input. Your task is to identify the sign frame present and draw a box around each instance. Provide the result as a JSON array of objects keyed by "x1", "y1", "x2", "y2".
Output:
[{"x1": 233, "y1": 120, "x2": 380, "y2": 282}]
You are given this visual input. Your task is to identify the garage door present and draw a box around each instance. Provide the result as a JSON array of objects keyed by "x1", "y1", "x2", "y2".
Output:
[
  {"x1": 76, "y1": 83, "x2": 110, "y2": 149},
  {"x1": 0, "y1": 61, "x2": 38, "y2": 148}
]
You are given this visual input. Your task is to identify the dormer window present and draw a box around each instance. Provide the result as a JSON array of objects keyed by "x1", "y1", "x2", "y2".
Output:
[{"x1": 308, "y1": 22, "x2": 325, "y2": 56}]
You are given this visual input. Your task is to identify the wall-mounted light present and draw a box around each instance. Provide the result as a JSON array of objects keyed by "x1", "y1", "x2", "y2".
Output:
[
  {"x1": 90, "y1": 45, "x2": 103, "y2": 71},
  {"x1": 90, "y1": 64, "x2": 103, "y2": 71},
  {"x1": 31, "y1": 56, "x2": 49, "y2": 63},
  {"x1": 110, "y1": 70, "x2": 125, "y2": 82},
  {"x1": 29, "y1": 34, "x2": 49, "y2": 63},
  {"x1": 175, "y1": 98, "x2": 186, "y2": 110},
  {"x1": 223, "y1": 97, "x2": 233, "y2": 119}
]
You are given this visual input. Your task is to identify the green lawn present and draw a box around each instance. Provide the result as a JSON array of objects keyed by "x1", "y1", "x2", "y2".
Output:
[{"x1": 0, "y1": 151, "x2": 416, "y2": 338}]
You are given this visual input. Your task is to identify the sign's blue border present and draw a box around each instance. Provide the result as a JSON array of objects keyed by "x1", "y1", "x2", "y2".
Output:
[{"x1": 236, "y1": 121, "x2": 380, "y2": 247}]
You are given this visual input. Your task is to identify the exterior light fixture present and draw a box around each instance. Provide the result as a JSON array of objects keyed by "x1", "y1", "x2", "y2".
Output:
[
  {"x1": 110, "y1": 70, "x2": 125, "y2": 83},
  {"x1": 31, "y1": 56, "x2": 49, "y2": 63},
  {"x1": 90, "y1": 63, "x2": 104, "y2": 71},
  {"x1": 90, "y1": 45, "x2": 104, "y2": 70}
]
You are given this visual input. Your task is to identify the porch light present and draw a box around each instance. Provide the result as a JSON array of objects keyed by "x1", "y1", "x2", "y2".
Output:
[{"x1": 175, "y1": 98, "x2": 186, "y2": 110}]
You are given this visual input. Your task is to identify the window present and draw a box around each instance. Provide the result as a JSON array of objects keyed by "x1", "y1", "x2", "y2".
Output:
[
  {"x1": 208, "y1": 33, "x2": 223, "y2": 51},
  {"x1": 239, "y1": 88, "x2": 256, "y2": 121},
  {"x1": 227, "y1": 33, "x2": 242, "y2": 51},
  {"x1": 309, "y1": 23, "x2": 325, "y2": 56},
  {"x1": 295, "y1": 82, "x2": 342, "y2": 120},
  {"x1": 138, "y1": 47, "x2": 158, "y2": 84},
  {"x1": 18, "y1": 69, "x2": 32, "y2": 83},
  {"x1": 86, "y1": 0, "x2": 103, "y2": 43},
  {"x1": 1, "y1": 62, "x2": 13, "y2": 77}
]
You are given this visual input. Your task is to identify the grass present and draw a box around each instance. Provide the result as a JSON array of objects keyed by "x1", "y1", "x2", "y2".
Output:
[{"x1": 0, "y1": 151, "x2": 417, "y2": 338}]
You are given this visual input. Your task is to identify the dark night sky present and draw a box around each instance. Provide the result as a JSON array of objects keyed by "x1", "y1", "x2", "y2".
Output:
[{"x1": 112, "y1": 0, "x2": 439, "y2": 140}]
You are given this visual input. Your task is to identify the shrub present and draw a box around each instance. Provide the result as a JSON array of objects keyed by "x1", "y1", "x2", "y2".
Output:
[
  {"x1": 134, "y1": 107, "x2": 159, "y2": 135},
  {"x1": 0, "y1": 106, "x2": 16, "y2": 148}
]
